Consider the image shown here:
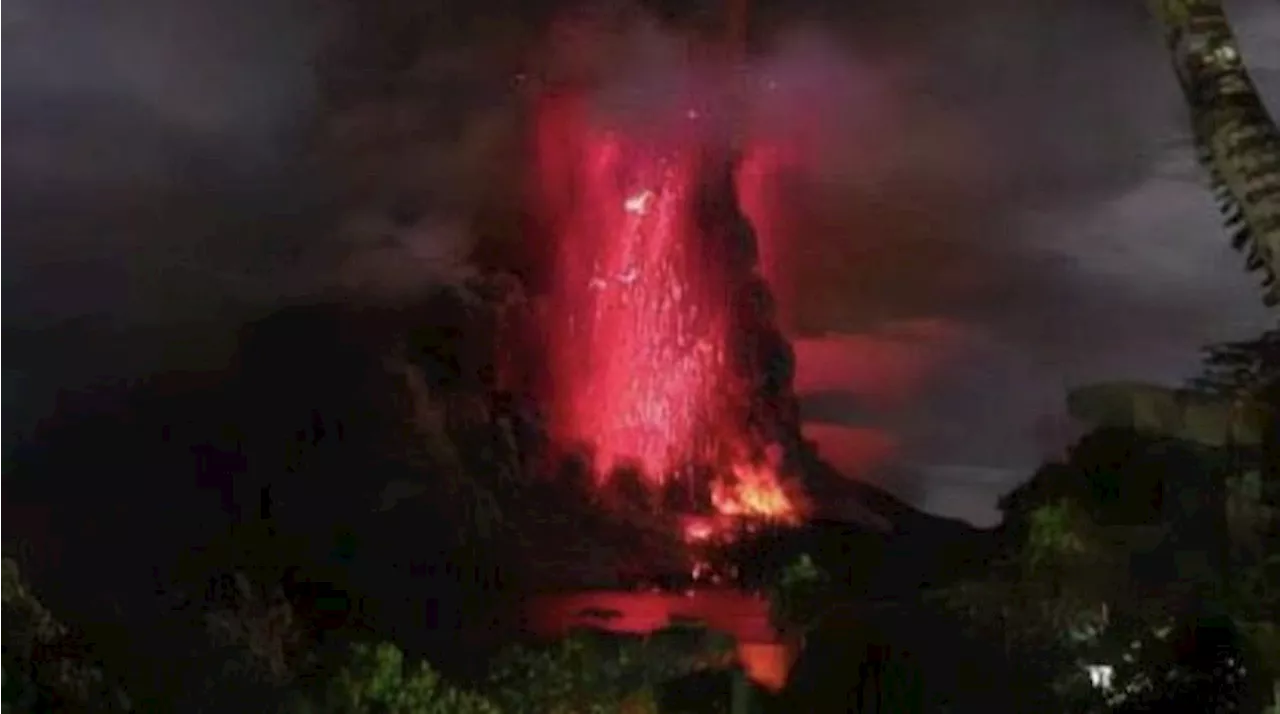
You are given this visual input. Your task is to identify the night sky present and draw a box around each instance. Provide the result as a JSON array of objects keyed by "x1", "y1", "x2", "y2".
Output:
[{"x1": 5, "y1": 0, "x2": 1278, "y2": 527}]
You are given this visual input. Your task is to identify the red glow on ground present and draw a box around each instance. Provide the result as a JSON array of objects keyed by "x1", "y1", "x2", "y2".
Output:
[
  {"x1": 531, "y1": 92, "x2": 800, "y2": 526},
  {"x1": 521, "y1": 589, "x2": 802, "y2": 690}
]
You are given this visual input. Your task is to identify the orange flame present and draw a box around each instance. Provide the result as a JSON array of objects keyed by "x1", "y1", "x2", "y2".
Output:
[{"x1": 711, "y1": 460, "x2": 802, "y2": 523}]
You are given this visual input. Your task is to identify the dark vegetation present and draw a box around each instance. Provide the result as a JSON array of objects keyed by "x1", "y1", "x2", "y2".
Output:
[
  {"x1": 4, "y1": 262, "x2": 1276, "y2": 712},
  {"x1": 1, "y1": 277, "x2": 741, "y2": 712},
  {"x1": 6, "y1": 0, "x2": 1280, "y2": 708}
]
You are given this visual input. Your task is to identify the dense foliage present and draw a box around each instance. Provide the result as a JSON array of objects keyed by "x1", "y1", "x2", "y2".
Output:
[
  {"x1": 1192, "y1": 328, "x2": 1280, "y2": 401},
  {"x1": 3, "y1": 550, "x2": 754, "y2": 714},
  {"x1": 312, "y1": 643, "x2": 500, "y2": 714},
  {"x1": 934, "y1": 324, "x2": 1280, "y2": 713}
]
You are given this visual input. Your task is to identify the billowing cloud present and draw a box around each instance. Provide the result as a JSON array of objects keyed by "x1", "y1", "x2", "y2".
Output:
[
  {"x1": 751, "y1": 0, "x2": 1278, "y2": 523},
  {"x1": 4, "y1": 0, "x2": 1276, "y2": 525}
]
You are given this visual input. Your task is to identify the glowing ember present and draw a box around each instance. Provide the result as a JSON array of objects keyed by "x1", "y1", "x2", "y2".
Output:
[
  {"x1": 683, "y1": 519, "x2": 716, "y2": 543},
  {"x1": 623, "y1": 190, "x2": 654, "y2": 216},
  {"x1": 530, "y1": 91, "x2": 802, "y2": 529}
]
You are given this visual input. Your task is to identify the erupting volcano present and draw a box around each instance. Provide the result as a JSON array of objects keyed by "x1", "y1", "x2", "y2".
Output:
[{"x1": 526, "y1": 90, "x2": 805, "y2": 528}]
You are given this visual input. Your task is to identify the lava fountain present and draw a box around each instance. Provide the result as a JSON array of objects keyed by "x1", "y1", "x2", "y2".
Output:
[{"x1": 528, "y1": 89, "x2": 804, "y2": 528}]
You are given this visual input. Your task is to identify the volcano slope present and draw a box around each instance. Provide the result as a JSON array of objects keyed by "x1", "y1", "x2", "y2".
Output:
[{"x1": 493, "y1": 123, "x2": 985, "y2": 590}]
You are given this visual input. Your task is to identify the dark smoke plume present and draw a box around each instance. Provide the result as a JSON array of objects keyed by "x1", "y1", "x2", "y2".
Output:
[{"x1": 6, "y1": 0, "x2": 1276, "y2": 523}]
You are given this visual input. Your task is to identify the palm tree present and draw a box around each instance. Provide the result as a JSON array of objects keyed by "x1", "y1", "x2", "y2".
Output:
[
  {"x1": 1072, "y1": 4, "x2": 1280, "y2": 680},
  {"x1": 1149, "y1": 0, "x2": 1280, "y2": 308},
  {"x1": 1066, "y1": 0, "x2": 1280, "y2": 572}
]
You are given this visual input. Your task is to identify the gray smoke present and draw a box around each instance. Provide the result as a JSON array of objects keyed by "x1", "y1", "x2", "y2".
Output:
[{"x1": 5, "y1": 0, "x2": 1276, "y2": 524}]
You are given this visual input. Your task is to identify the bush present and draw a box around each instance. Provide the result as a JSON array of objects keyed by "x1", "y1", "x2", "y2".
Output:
[
  {"x1": 483, "y1": 624, "x2": 741, "y2": 714},
  {"x1": 1, "y1": 558, "x2": 132, "y2": 713},
  {"x1": 484, "y1": 635, "x2": 659, "y2": 714},
  {"x1": 2, "y1": 661, "x2": 41, "y2": 714},
  {"x1": 313, "y1": 642, "x2": 499, "y2": 714},
  {"x1": 767, "y1": 553, "x2": 829, "y2": 631},
  {"x1": 304, "y1": 634, "x2": 708, "y2": 713}
]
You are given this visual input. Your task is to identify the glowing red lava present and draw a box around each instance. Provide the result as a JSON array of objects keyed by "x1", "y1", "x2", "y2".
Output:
[
  {"x1": 530, "y1": 92, "x2": 800, "y2": 526},
  {"x1": 533, "y1": 94, "x2": 723, "y2": 483}
]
